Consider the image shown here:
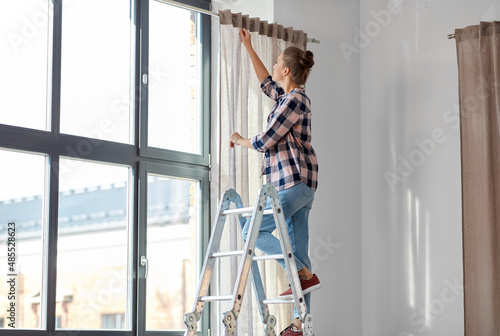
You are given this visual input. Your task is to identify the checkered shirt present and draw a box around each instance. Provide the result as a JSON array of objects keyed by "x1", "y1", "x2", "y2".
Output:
[{"x1": 251, "y1": 76, "x2": 319, "y2": 191}]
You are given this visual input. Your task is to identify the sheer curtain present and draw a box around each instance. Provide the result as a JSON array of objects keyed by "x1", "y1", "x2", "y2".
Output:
[
  {"x1": 455, "y1": 21, "x2": 500, "y2": 336},
  {"x1": 211, "y1": 9, "x2": 308, "y2": 335}
]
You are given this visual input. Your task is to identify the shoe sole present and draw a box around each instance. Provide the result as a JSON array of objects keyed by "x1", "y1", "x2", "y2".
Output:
[{"x1": 279, "y1": 283, "x2": 322, "y2": 300}]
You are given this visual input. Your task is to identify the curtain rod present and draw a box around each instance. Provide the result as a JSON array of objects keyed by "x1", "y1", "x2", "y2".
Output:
[
  {"x1": 153, "y1": 0, "x2": 321, "y2": 44},
  {"x1": 448, "y1": 33, "x2": 455, "y2": 39}
]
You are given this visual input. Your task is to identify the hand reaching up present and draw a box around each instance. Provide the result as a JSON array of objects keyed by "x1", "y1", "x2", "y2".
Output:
[{"x1": 240, "y1": 28, "x2": 253, "y2": 50}]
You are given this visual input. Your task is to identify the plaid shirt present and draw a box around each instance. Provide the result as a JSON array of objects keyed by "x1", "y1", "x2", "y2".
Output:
[{"x1": 251, "y1": 76, "x2": 318, "y2": 191}]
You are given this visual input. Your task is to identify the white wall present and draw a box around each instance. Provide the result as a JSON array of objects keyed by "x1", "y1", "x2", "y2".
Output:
[
  {"x1": 274, "y1": 1, "x2": 362, "y2": 335},
  {"x1": 210, "y1": 0, "x2": 499, "y2": 335},
  {"x1": 360, "y1": 1, "x2": 496, "y2": 335}
]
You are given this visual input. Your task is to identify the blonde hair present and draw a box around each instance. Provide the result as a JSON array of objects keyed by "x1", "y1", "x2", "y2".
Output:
[{"x1": 282, "y1": 47, "x2": 314, "y2": 85}]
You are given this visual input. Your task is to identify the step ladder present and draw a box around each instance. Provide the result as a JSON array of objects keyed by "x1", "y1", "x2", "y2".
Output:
[{"x1": 183, "y1": 183, "x2": 314, "y2": 336}]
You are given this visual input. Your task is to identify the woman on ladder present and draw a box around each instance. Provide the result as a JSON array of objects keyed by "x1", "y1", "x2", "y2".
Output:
[{"x1": 230, "y1": 28, "x2": 320, "y2": 336}]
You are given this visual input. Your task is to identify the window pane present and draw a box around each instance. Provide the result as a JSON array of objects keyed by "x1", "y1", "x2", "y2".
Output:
[
  {"x1": 0, "y1": 1, "x2": 50, "y2": 130},
  {"x1": 0, "y1": 149, "x2": 47, "y2": 329},
  {"x1": 56, "y1": 159, "x2": 131, "y2": 330},
  {"x1": 148, "y1": 3, "x2": 201, "y2": 154},
  {"x1": 60, "y1": 0, "x2": 134, "y2": 144},
  {"x1": 146, "y1": 175, "x2": 199, "y2": 330}
]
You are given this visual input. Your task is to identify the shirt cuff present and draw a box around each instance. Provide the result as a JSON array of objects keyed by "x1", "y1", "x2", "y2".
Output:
[
  {"x1": 251, "y1": 135, "x2": 263, "y2": 152},
  {"x1": 260, "y1": 75, "x2": 273, "y2": 89}
]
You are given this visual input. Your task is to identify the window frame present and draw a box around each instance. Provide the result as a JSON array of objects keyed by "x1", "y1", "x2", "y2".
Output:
[
  {"x1": 137, "y1": 161, "x2": 210, "y2": 336},
  {"x1": 139, "y1": 0, "x2": 211, "y2": 167}
]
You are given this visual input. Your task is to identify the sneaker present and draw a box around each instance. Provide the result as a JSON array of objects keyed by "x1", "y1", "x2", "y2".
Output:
[
  {"x1": 280, "y1": 324, "x2": 303, "y2": 336},
  {"x1": 279, "y1": 274, "x2": 321, "y2": 299}
]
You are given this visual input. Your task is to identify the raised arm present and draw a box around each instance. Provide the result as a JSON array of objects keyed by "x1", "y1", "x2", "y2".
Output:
[{"x1": 240, "y1": 28, "x2": 270, "y2": 83}]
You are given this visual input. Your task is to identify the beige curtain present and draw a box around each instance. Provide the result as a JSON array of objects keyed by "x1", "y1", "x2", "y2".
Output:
[
  {"x1": 212, "y1": 9, "x2": 308, "y2": 336},
  {"x1": 455, "y1": 21, "x2": 500, "y2": 336}
]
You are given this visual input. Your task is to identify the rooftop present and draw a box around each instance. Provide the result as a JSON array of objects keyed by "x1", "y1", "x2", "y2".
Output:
[{"x1": 0, "y1": 179, "x2": 191, "y2": 239}]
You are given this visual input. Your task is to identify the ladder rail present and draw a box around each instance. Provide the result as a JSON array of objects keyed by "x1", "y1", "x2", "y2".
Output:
[{"x1": 188, "y1": 189, "x2": 241, "y2": 317}]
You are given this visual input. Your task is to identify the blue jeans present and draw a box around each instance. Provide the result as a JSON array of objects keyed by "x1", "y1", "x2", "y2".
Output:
[{"x1": 240, "y1": 182, "x2": 315, "y2": 319}]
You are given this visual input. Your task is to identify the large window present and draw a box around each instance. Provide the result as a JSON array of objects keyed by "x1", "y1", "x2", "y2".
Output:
[{"x1": 0, "y1": 0, "x2": 211, "y2": 335}]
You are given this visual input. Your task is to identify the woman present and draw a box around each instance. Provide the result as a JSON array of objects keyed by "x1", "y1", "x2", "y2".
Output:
[{"x1": 230, "y1": 28, "x2": 320, "y2": 336}]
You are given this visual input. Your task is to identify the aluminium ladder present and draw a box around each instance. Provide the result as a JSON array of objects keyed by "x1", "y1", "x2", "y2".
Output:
[{"x1": 183, "y1": 183, "x2": 314, "y2": 336}]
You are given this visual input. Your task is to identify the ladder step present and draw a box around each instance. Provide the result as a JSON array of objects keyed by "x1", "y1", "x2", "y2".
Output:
[
  {"x1": 199, "y1": 295, "x2": 233, "y2": 302},
  {"x1": 210, "y1": 252, "x2": 283, "y2": 260},
  {"x1": 211, "y1": 250, "x2": 244, "y2": 258},
  {"x1": 222, "y1": 207, "x2": 274, "y2": 217},
  {"x1": 253, "y1": 254, "x2": 284, "y2": 261},
  {"x1": 262, "y1": 299, "x2": 295, "y2": 304}
]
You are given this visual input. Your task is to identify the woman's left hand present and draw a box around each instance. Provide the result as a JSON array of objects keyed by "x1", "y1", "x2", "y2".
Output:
[{"x1": 230, "y1": 132, "x2": 243, "y2": 147}]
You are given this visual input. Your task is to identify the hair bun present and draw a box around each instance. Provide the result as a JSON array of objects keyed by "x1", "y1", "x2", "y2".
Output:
[
  {"x1": 299, "y1": 50, "x2": 314, "y2": 69},
  {"x1": 282, "y1": 46, "x2": 314, "y2": 85}
]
